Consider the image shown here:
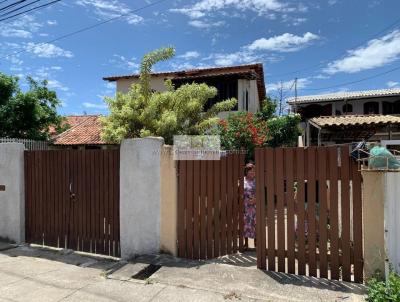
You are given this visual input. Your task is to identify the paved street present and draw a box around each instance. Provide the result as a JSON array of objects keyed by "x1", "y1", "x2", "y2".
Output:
[{"x1": 0, "y1": 243, "x2": 366, "y2": 302}]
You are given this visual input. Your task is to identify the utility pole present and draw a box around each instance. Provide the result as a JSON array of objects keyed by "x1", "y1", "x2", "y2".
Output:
[
  {"x1": 294, "y1": 77, "x2": 298, "y2": 113},
  {"x1": 279, "y1": 80, "x2": 283, "y2": 116}
]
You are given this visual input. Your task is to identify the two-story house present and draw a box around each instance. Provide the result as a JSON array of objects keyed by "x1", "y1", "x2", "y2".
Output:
[
  {"x1": 103, "y1": 63, "x2": 266, "y2": 117},
  {"x1": 288, "y1": 88, "x2": 400, "y2": 146}
]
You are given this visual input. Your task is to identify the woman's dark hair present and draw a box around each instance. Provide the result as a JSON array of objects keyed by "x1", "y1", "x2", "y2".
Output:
[{"x1": 244, "y1": 163, "x2": 255, "y2": 176}]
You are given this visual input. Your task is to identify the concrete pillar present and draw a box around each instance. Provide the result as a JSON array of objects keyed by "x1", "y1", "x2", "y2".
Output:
[
  {"x1": 120, "y1": 138, "x2": 164, "y2": 259},
  {"x1": 0, "y1": 143, "x2": 25, "y2": 244},
  {"x1": 160, "y1": 146, "x2": 178, "y2": 256},
  {"x1": 362, "y1": 171, "x2": 386, "y2": 279}
]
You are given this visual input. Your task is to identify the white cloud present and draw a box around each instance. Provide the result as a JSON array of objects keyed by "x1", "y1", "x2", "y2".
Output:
[
  {"x1": 47, "y1": 20, "x2": 58, "y2": 26},
  {"x1": 207, "y1": 50, "x2": 259, "y2": 66},
  {"x1": 188, "y1": 20, "x2": 224, "y2": 28},
  {"x1": 178, "y1": 51, "x2": 200, "y2": 60},
  {"x1": 387, "y1": 81, "x2": 400, "y2": 88},
  {"x1": 0, "y1": 15, "x2": 42, "y2": 38},
  {"x1": 83, "y1": 102, "x2": 108, "y2": 109},
  {"x1": 76, "y1": 0, "x2": 143, "y2": 25},
  {"x1": 171, "y1": 0, "x2": 289, "y2": 19},
  {"x1": 324, "y1": 30, "x2": 400, "y2": 74},
  {"x1": 47, "y1": 79, "x2": 69, "y2": 91},
  {"x1": 109, "y1": 54, "x2": 139, "y2": 71},
  {"x1": 25, "y1": 43, "x2": 74, "y2": 58},
  {"x1": 328, "y1": 0, "x2": 338, "y2": 5},
  {"x1": 266, "y1": 77, "x2": 310, "y2": 92},
  {"x1": 247, "y1": 32, "x2": 319, "y2": 52}
]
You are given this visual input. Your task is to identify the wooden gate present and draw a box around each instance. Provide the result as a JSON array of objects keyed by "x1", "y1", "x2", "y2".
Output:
[
  {"x1": 25, "y1": 149, "x2": 120, "y2": 257},
  {"x1": 255, "y1": 146, "x2": 363, "y2": 282},
  {"x1": 177, "y1": 153, "x2": 245, "y2": 260}
]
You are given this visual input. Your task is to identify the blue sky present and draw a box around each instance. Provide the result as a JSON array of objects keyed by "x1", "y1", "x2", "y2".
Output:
[{"x1": 0, "y1": 0, "x2": 399, "y2": 115}]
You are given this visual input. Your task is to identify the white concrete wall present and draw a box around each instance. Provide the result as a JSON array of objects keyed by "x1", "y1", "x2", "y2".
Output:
[
  {"x1": 116, "y1": 77, "x2": 169, "y2": 94},
  {"x1": 120, "y1": 137, "x2": 164, "y2": 259},
  {"x1": 0, "y1": 143, "x2": 25, "y2": 243},
  {"x1": 384, "y1": 172, "x2": 400, "y2": 275},
  {"x1": 238, "y1": 79, "x2": 259, "y2": 113}
]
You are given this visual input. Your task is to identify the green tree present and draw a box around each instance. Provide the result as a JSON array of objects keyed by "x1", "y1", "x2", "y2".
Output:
[
  {"x1": 0, "y1": 73, "x2": 65, "y2": 140},
  {"x1": 101, "y1": 47, "x2": 237, "y2": 144}
]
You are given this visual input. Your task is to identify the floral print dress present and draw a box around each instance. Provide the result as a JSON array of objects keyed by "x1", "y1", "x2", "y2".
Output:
[{"x1": 244, "y1": 177, "x2": 256, "y2": 239}]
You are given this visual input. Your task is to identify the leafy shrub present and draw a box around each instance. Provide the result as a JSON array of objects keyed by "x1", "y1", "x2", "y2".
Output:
[{"x1": 367, "y1": 271, "x2": 400, "y2": 302}]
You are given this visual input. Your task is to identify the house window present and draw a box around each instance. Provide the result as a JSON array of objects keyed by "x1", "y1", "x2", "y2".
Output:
[
  {"x1": 383, "y1": 100, "x2": 400, "y2": 114},
  {"x1": 363, "y1": 102, "x2": 379, "y2": 114},
  {"x1": 342, "y1": 104, "x2": 353, "y2": 114},
  {"x1": 383, "y1": 102, "x2": 393, "y2": 114}
]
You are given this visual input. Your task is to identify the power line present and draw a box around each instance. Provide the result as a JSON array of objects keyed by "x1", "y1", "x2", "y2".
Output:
[
  {"x1": 0, "y1": 0, "x2": 41, "y2": 17},
  {"x1": 301, "y1": 65, "x2": 400, "y2": 91},
  {"x1": 0, "y1": 0, "x2": 9, "y2": 4},
  {"x1": 268, "y1": 16, "x2": 400, "y2": 79},
  {"x1": 0, "y1": 0, "x2": 59, "y2": 22},
  {"x1": 0, "y1": 0, "x2": 168, "y2": 61},
  {"x1": 0, "y1": 0, "x2": 27, "y2": 12}
]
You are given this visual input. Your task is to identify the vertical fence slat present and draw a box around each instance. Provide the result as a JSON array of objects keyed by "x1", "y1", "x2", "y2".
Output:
[
  {"x1": 296, "y1": 148, "x2": 306, "y2": 275},
  {"x1": 207, "y1": 161, "x2": 214, "y2": 259},
  {"x1": 186, "y1": 161, "x2": 194, "y2": 259},
  {"x1": 193, "y1": 161, "x2": 200, "y2": 259},
  {"x1": 200, "y1": 161, "x2": 207, "y2": 259},
  {"x1": 226, "y1": 155, "x2": 233, "y2": 254},
  {"x1": 340, "y1": 146, "x2": 352, "y2": 282},
  {"x1": 232, "y1": 155, "x2": 239, "y2": 253},
  {"x1": 352, "y1": 159, "x2": 363, "y2": 283},
  {"x1": 238, "y1": 153, "x2": 245, "y2": 253},
  {"x1": 275, "y1": 148, "x2": 285, "y2": 273},
  {"x1": 220, "y1": 157, "x2": 227, "y2": 256},
  {"x1": 286, "y1": 148, "x2": 295, "y2": 274},
  {"x1": 328, "y1": 147, "x2": 340, "y2": 280},
  {"x1": 256, "y1": 149, "x2": 267, "y2": 269},
  {"x1": 318, "y1": 147, "x2": 328, "y2": 278},
  {"x1": 214, "y1": 160, "x2": 221, "y2": 257},
  {"x1": 178, "y1": 161, "x2": 187, "y2": 258},
  {"x1": 265, "y1": 148, "x2": 275, "y2": 271},
  {"x1": 307, "y1": 147, "x2": 317, "y2": 277}
]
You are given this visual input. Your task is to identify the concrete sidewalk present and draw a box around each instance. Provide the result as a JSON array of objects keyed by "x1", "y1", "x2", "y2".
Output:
[{"x1": 0, "y1": 244, "x2": 366, "y2": 302}]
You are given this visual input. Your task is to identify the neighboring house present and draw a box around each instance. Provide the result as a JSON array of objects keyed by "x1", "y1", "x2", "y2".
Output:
[
  {"x1": 287, "y1": 88, "x2": 400, "y2": 146},
  {"x1": 52, "y1": 115, "x2": 116, "y2": 149},
  {"x1": 103, "y1": 63, "x2": 266, "y2": 116}
]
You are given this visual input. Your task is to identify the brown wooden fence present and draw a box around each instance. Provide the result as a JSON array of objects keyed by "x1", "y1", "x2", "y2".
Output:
[
  {"x1": 255, "y1": 146, "x2": 363, "y2": 283},
  {"x1": 177, "y1": 153, "x2": 245, "y2": 260},
  {"x1": 25, "y1": 149, "x2": 120, "y2": 257}
]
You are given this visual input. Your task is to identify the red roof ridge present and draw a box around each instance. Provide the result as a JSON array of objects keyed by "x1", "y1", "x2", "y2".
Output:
[{"x1": 103, "y1": 62, "x2": 264, "y2": 81}]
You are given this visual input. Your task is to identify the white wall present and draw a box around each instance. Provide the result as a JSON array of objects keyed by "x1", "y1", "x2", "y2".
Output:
[
  {"x1": 116, "y1": 76, "x2": 169, "y2": 94},
  {"x1": 120, "y1": 138, "x2": 164, "y2": 259},
  {"x1": 0, "y1": 143, "x2": 25, "y2": 243},
  {"x1": 384, "y1": 172, "x2": 400, "y2": 275},
  {"x1": 238, "y1": 79, "x2": 259, "y2": 113}
]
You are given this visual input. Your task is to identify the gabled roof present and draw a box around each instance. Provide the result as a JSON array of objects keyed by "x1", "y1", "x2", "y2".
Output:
[
  {"x1": 103, "y1": 63, "x2": 266, "y2": 103},
  {"x1": 309, "y1": 115, "x2": 400, "y2": 128},
  {"x1": 53, "y1": 115, "x2": 110, "y2": 145},
  {"x1": 288, "y1": 88, "x2": 400, "y2": 105}
]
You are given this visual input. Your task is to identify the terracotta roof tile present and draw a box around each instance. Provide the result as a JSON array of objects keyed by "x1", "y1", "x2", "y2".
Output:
[
  {"x1": 310, "y1": 115, "x2": 400, "y2": 128},
  {"x1": 53, "y1": 115, "x2": 109, "y2": 145}
]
